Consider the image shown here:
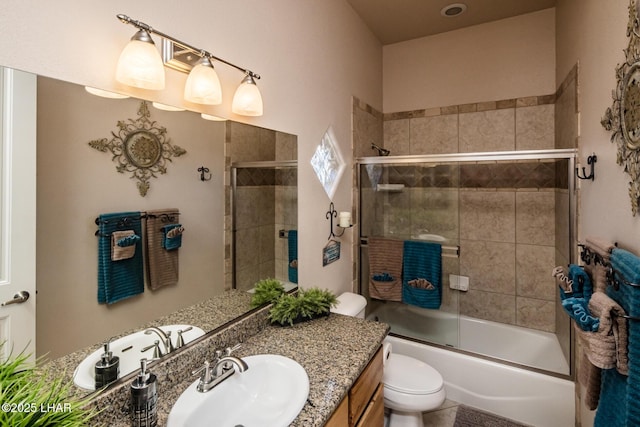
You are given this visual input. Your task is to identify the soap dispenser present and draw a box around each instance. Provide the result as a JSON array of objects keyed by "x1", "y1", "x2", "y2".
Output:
[
  {"x1": 94, "y1": 341, "x2": 120, "y2": 389},
  {"x1": 130, "y1": 358, "x2": 158, "y2": 427}
]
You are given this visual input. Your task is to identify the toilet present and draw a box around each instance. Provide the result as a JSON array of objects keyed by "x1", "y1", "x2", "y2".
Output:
[{"x1": 331, "y1": 292, "x2": 446, "y2": 427}]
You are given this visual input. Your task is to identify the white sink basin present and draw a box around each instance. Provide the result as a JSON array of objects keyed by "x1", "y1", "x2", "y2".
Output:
[
  {"x1": 73, "y1": 324, "x2": 205, "y2": 390},
  {"x1": 167, "y1": 354, "x2": 309, "y2": 427}
]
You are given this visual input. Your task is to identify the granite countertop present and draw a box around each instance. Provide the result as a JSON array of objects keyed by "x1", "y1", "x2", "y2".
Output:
[
  {"x1": 41, "y1": 289, "x2": 253, "y2": 397},
  {"x1": 80, "y1": 306, "x2": 389, "y2": 426},
  {"x1": 229, "y1": 314, "x2": 389, "y2": 426}
]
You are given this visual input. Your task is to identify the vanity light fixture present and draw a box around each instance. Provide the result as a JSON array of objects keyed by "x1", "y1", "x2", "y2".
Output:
[
  {"x1": 200, "y1": 113, "x2": 227, "y2": 121},
  {"x1": 115, "y1": 27, "x2": 166, "y2": 90},
  {"x1": 184, "y1": 57, "x2": 222, "y2": 105},
  {"x1": 232, "y1": 72, "x2": 263, "y2": 116},
  {"x1": 84, "y1": 86, "x2": 130, "y2": 99},
  {"x1": 115, "y1": 14, "x2": 263, "y2": 116},
  {"x1": 152, "y1": 102, "x2": 185, "y2": 112}
]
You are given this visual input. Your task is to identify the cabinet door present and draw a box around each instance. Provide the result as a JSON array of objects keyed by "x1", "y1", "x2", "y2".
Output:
[
  {"x1": 356, "y1": 383, "x2": 384, "y2": 427},
  {"x1": 349, "y1": 347, "x2": 383, "y2": 426},
  {"x1": 325, "y1": 396, "x2": 349, "y2": 427}
]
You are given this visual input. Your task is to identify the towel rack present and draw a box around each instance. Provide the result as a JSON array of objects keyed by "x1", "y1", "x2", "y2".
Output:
[
  {"x1": 360, "y1": 236, "x2": 460, "y2": 258},
  {"x1": 579, "y1": 242, "x2": 640, "y2": 321}
]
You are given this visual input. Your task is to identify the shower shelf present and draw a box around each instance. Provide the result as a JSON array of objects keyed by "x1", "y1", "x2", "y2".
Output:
[{"x1": 376, "y1": 183, "x2": 404, "y2": 192}]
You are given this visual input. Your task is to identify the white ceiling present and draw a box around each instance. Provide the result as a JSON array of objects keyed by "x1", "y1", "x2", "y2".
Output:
[{"x1": 346, "y1": 0, "x2": 557, "y2": 45}]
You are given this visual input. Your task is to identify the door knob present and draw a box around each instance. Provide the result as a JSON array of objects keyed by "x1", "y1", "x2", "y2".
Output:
[{"x1": 1, "y1": 291, "x2": 30, "y2": 306}]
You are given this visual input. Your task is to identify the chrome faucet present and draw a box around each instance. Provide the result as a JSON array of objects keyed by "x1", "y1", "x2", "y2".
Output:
[
  {"x1": 213, "y1": 356, "x2": 249, "y2": 377},
  {"x1": 144, "y1": 327, "x2": 174, "y2": 355},
  {"x1": 191, "y1": 347, "x2": 249, "y2": 393}
]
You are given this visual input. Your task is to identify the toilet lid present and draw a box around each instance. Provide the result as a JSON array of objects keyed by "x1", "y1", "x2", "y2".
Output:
[{"x1": 384, "y1": 354, "x2": 443, "y2": 395}]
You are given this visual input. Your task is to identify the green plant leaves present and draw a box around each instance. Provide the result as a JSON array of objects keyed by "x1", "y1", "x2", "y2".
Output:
[{"x1": 268, "y1": 288, "x2": 337, "y2": 326}]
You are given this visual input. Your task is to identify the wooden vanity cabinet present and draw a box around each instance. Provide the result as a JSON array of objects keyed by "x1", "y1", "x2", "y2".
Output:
[{"x1": 325, "y1": 346, "x2": 384, "y2": 427}]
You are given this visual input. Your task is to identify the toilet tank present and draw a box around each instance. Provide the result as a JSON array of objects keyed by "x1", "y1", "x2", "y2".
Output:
[{"x1": 331, "y1": 292, "x2": 367, "y2": 318}]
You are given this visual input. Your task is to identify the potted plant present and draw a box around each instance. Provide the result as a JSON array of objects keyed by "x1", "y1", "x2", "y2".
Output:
[
  {"x1": 250, "y1": 278, "x2": 286, "y2": 308},
  {"x1": 269, "y1": 287, "x2": 337, "y2": 326},
  {"x1": 0, "y1": 349, "x2": 97, "y2": 426}
]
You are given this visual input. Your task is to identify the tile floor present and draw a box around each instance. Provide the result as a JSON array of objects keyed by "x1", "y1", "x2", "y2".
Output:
[{"x1": 421, "y1": 399, "x2": 460, "y2": 426}]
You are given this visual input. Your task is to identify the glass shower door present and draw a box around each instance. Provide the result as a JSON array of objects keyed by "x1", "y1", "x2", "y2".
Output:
[
  {"x1": 231, "y1": 162, "x2": 297, "y2": 291},
  {"x1": 359, "y1": 162, "x2": 461, "y2": 348}
]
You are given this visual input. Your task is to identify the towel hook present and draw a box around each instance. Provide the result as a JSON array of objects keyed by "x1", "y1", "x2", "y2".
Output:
[
  {"x1": 198, "y1": 166, "x2": 212, "y2": 181},
  {"x1": 576, "y1": 153, "x2": 597, "y2": 181}
]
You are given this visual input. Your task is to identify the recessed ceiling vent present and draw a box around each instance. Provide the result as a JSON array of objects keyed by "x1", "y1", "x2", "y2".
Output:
[{"x1": 440, "y1": 3, "x2": 467, "y2": 18}]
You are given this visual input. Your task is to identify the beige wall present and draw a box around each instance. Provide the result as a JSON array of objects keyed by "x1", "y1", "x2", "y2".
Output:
[
  {"x1": 36, "y1": 77, "x2": 226, "y2": 359},
  {"x1": 0, "y1": 0, "x2": 383, "y2": 357},
  {"x1": 556, "y1": 1, "x2": 630, "y2": 425},
  {"x1": 556, "y1": 0, "x2": 640, "y2": 251},
  {"x1": 383, "y1": 8, "x2": 556, "y2": 113}
]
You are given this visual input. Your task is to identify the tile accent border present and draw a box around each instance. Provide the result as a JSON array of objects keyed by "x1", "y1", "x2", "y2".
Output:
[{"x1": 383, "y1": 94, "x2": 556, "y2": 122}]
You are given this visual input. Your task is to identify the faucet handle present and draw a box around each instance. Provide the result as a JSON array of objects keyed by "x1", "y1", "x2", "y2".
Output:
[
  {"x1": 175, "y1": 326, "x2": 193, "y2": 349},
  {"x1": 141, "y1": 340, "x2": 164, "y2": 359},
  {"x1": 225, "y1": 343, "x2": 242, "y2": 356},
  {"x1": 192, "y1": 360, "x2": 214, "y2": 392}
]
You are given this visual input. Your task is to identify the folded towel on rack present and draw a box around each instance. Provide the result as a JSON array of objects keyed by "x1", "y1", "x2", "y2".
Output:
[
  {"x1": 585, "y1": 262, "x2": 608, "y2": 293},
  {"x1": 145, "y1": 209, "x2": 180, "y2": 291},
  {"x1": 288, "y1": 230, "x2": 298, "y2": 284},
  {"x1": 162, "y1": 224, "x2": 184, "y2": 250},
  {"x1": 372, "y1": 272, "x2": 394, "y2": 282},
  {"x1": 575, "y1": 292, "x2": 629, "y2": 374},
  {"x1": 585, "y1": 236, "x2": 616, "y2": 261},
  {"x1": 568, "y1": 264, "x2": 593, "y2": 300},
  {"x1": 578, "y1": 350, "x2": 602, "y2": 410},
  {"x1": 402, "y1": 240, "x2": 442, "y2": 309},
  {"x1": 611, "y1": 247, "x2": 640, "y2": 285},
  {"x1": 596, "y1": 248, "x2": 640, "y2": 427},
  {"x1": 562, "y1": 297, "x2": 599, "y2": 332},
  {"x1": 368, "y1": 237, "x2": 403, "y2": 301},
  {"x1": 97, "y1": 212, "x2": 144, "y2": 304},
  {"x1": 111, "y1": 230, "x2": 139, "y2": 261}
]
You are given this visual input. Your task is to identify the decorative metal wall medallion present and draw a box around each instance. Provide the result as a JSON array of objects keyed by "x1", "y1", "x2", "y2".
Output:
[
  {"x1": 88, "y1": 101, "x2": 186, "y2": 196},
  {"x1": 602, "y1": 0, "x2": 640, "y2": 215}
]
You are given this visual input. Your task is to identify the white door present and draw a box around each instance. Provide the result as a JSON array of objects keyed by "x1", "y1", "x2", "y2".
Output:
[{"x1": 0, "y1": 67, "x2": 37, "y2": 362}]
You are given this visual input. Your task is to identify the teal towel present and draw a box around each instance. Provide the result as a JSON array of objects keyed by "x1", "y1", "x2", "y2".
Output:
[
  {"x1": 596, "y1": 248, "x2": 640, "y2": 426},
  {"x1": 561, "y1": 297, "x2": 599, "y2": 332},
  {"x1": 568, "y1": 264, "x2": 592, "y2": 300},
  {"x1": 117, "y1": 234, "x2": 141, "y2": 247},
  {"x1": 97, "y1": 212, "x2": 144, "y2": 304},
  {"x1": 373, "y1": 272, "x2": 394, "y2": 282},
  {"x1": 162, "y1": 224, "x2": 183, "y2": 251},
  {"x1": 402, "y1": 240, "x2": 442, "y2": 309},
  {"x1": 288, "y1": 230, "x2": 298, "y2": 284}
]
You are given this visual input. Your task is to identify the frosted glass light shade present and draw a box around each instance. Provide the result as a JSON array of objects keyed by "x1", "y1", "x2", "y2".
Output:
[
  {"x1": 184, "y1": 58, "x2": 222, "y2": 105},
  {"x1": 115, "y1": 31, "x2": 165, "y2": 90},
  {"x1": 232, "y1": 75, "x2": 263, "y2": 116}
]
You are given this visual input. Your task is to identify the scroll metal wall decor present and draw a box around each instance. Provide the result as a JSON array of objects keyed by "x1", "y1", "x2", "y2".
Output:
[
  {"x1": 602, "y1": 0, "x2": 640, "y2": 215},
  {"x1": 88, "y1": 101, "x2": 187, "y2": 196}
]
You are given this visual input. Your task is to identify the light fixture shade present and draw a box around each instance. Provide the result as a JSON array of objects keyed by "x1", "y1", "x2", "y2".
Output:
[
  {"x1": 232, "y1": 74, "x2": 263, "y2": 116},
  {"x1": 115, "y1": 30, "x2": 165, "y2": 90},
  {"x1": 184, "y1": 57, "x2": 222, "y2": 105}
]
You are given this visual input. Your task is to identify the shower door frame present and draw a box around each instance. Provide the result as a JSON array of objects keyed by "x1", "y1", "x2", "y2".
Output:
[
  {"x1": 230, "y1": 160, "x2": 297, "y2": 290},
  {"x1": 355, "y1": 148, "x2": 578, "y2": 375}
]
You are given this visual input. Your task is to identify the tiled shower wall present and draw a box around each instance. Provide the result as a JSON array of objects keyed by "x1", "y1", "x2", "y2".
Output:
[
  {"x1": 224, "y1": 122, "x2": 297, "y2": 291},
  {"x1": 353, "y1": 74, "x2": 576, "y2": 333}
]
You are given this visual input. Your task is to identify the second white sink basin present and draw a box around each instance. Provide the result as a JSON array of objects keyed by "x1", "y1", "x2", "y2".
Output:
[
  {"x1": 167, "y1": 354, "x2": 309, "y2": 427},
  {"x1": 73, "y1": 324, "x2": 205, "y2": 390}
]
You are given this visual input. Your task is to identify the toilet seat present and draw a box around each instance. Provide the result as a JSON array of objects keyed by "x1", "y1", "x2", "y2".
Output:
[{"x1": 384, "y1": 353, "x2": 444, "y2": 395}]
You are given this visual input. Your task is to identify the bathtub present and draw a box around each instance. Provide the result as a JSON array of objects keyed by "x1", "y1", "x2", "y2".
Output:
[
  {"x1": 385, "y1": 335, "x2": 575, "y2": 427},
  {"x1": 369, "y1": 303, "x2": 570, "y2": 374}
]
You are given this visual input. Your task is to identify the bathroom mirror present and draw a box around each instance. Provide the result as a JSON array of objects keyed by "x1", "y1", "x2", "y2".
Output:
[{"x1": 0, "y1": 65, "x2": 297, "y2": 391}]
